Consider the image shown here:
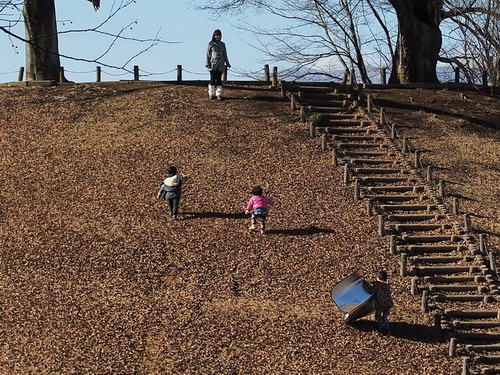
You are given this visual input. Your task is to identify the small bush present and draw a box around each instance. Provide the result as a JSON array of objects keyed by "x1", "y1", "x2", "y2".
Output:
[{"x1": 308, "y1": 112, "x2": 329, "y2": 126}]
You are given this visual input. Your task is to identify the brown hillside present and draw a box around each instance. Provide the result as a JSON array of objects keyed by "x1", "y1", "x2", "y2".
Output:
[{"x1": 0, "y1": 82, "x2": 499, "y2": 374}]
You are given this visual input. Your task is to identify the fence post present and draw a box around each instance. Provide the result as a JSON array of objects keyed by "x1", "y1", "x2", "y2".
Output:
[
  {"x1": 223, "y1": 66, "x2": 228, "y2": 82},
  {"x1": 134, "y1": 65, "x2": 139, "y2": 81},
  {"x1": 264, "y1": 64, "x2": 270, "y2": 83},
  {"x1": 454, "y1": 67, "x2": 460, "y2": 83},
  {"x1": 18, "y1": 67, "x2": 24, "y2": 82},
  {"x1": 176, "y1": 65, "x2": 182, "y2": 82},
  {"x1": 59, "y1": 67, "x2": 65, "y2": 83},
  {"x1": 379, "y1": 107, "x2": 385, "y2": 125},
  {"x1": 367, "y1": 94, "x2": 372, "y2": 112},
  {"x1": 272, "y1": 66, "x2": 278, "y2": 87},
  {"x1": 380, "y1": 68, "x2": 387, "y2": 85},
  {"x1": 96, "y1": 66, "x2": 101, "y2": 82}
]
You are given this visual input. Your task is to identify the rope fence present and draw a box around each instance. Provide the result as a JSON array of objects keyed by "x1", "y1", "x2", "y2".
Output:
[{"x1": 0, "y1": 64, "x2": 496, "y2": 88}]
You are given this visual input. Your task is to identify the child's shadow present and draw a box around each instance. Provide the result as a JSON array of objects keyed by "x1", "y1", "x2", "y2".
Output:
[
  {"x1": 349, "y1": 320, "x2": 446, "y2": 343},
  {"x1": 182, "y1": 211, "x2": 247, "y2": 220},
  {"x1": 267, "y1": 226, "x2": 333, "y2": 236}
]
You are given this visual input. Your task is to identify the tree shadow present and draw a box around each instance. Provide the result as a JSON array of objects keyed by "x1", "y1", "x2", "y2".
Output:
[
  {"x1": 349, "y1": 320, "x2": 447, "y2": 344},
  {"x1": 266, "y1": 226, "x2": 333, "y2": 236},
  {"x1": 181, "y1": 211, "x2": 247, "y2": 220}
]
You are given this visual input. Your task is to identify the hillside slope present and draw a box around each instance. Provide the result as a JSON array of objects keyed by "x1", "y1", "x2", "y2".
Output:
[{"x1": 0, "y1": 82, "x2": 498, "y2": 374}]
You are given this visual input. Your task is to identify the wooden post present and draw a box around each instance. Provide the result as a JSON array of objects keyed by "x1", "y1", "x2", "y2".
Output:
[
  {"x1": 349, "y1": 69, "x2": 356, "y2": 85},
  {"x1": 222, "y1": 66, "x2": 228, "y2": 82},
  {"x1": 354, "y1": 179, "x2": 360, "y2": 201},
  {"x1": 401, "y1": 253, "x2": 408, "y2": 277},
  {"x1": 462, "y1": 357, "x2": 469, "y2": 375},
  {"x1": 177, "y1": 65, "x2": 182, "y2": 82},
  {"x1": 18, "y1": 67, "x2": 24, "y2": 82},
  {"x1": 309, "y1": 120, "x2": 316, "y2": 137},
  {"x1": 453, "y1": 198, "x2": 459, "y2": 215},
  {"x1": 332, "y1": 148, "x2": 338, "y2": 166},
  {"x1": 378, "y1": 215, "x2": 385, "y2": 236},
  {"x1": 379, "y1": 107, "x2": 385, "y2": 125},
  {"x1": 414, "y1": 150, "x2": 421, "y2": 168},
  {"x1": 489, "y1": 251, "x2": 496, "y2": 272},
  {"x1": 479, "y1": 234, "x2": 485, "y2": 254},
  {"x1": 449, "y1": 338, "x2": 457, "y2": 357},
  {"x1": 280, "y1": 80, "x2": 287, "y2": 99},
  {"x1": 342, "y1": 70, "x2": 348, "y2": 85},
  {"x1": 272, "y1": 66, "x2": 278, "y2": 87},
  {"x1": 411, "y1": 276, "x2": 418, "y2": 295},
  {"x1": 300, "y1": 106, "x2": 306, "y2": 122},
  {"x1": 344, "y1": 164, "x2": 349, "y2": 184},
  {"x1": 59, "y1": 67, "x2": 64, "y2": 83},
  {"x1": 434, "y1": 312, "x2": 442, "y2": 332},
  {"x1": 421, "y1": 290, "x2": 428, "y2": 312},
  {"x1": 134, "y1": 65, "x2": 140, "y2": 81},
  {"x1": 367, "y1": 94, "x2": 372, "y2": 112},
  {"x1": 264, "y1": 64, "x2": 270, "y2": 83},
  {"x1": 321, "y1": 133, "x2": 328, "y2": 151},
  {"x1": 454, "y1": 67, "x2": 460, "y2": 83},
  {"x1": 403, "y1": 137, "x2": 409, "y2": 153},
  {"x1": 438, "y1": 179, "x2": 446, "y2": 197},
  {"x1": 464, "y1": 213, "x2": 471, "y2": 232},
  {"x1": 96, "y1": 66, "x2": 101, "y2": 82},
  {"x1": 426, "y1": 165, "x2": 432, "y2": 182},
  {"x1": 380, "y1": 68, "x2": 387, "y2": 85},
  {"x1": 482, "y1": 70, "x2": 488, "y2": 86},
  {"x1": 367, "y1": 199, "x2": 373, "y2": 216},
  {"x1": 390, "y1": 235, "x2": 397, "y2": 255},
  {"x1": 391, "y1": 123, "x2": 396, "y2": 139},
  {"x1": 357, "y1": 85, "x2": 364, "y2": 101},
  {"x1": 290, "y1": 94, "x2": 296, "y2": 112}
]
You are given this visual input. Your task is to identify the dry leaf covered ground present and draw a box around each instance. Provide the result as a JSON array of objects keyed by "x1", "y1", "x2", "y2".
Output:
[{"x1": 0, "y1": 82, "x2": 499, "y2": 374}]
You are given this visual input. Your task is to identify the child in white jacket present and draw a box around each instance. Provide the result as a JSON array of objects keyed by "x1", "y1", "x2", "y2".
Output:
[{"x1": 158, "y1": 165, "x2": 189, "y2": 220}]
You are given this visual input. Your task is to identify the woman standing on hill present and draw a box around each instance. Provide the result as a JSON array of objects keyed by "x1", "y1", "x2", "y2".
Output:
[{"x1": 205, "y1": 29, "x2": 230, "y2": 100}]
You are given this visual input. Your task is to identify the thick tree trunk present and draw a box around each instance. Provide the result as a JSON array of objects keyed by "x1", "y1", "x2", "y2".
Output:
[
  {"x1": 24, "y1": 0, "x2": 61, "y2": 81},
  {"x1": 389, "y1": 0, "x2": 443, "y2": 84}
]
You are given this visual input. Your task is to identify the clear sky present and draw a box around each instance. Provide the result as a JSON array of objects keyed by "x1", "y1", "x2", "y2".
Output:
[{"x1": 0, "y1": 0, "x2": 275, "y2": 83}]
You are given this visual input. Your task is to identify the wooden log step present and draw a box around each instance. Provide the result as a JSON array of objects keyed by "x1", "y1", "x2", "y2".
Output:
[
  {"x1": 457, "y1": 332, "x2": 500, "y2": 342},
  {"x1": 465, "y1": 344, "x2": 500, "y2": 352},
  {"x1": 354, "y1": 168, "x2": 406, "y2": 174},
  {"x1": 322, "y1": 113, "x2": 357, "y2": 120},
  {"x1": 436, "y1": 294, "x2": 493, "y2": 302},
  {"x1": 388, "y1": 213, "x2": 444, "y2": 221},
  {"x1": 308, "y1": 106, "x2": 349, "y2": 113},
  {"x1": 300, "y1": 99, "x2": 346, "y2": 107},
  {"x1": 343, "y1": 151, "x2": 389, "y2": 158},
  {"x1": 479, "y1": 367, "x2": 500, "y2": 375},
  {"x1": 338, "y1": 142, "x2": 387, "y2": 149},
  {"x1": 326, "y1": 120, "x2": 364, "y2": 127},
  {"x1": 371, "y1": 195, "x2": 421, "y2": 202},
  {"x1": 445, "y1": 310, "x2": 499, "y2": 319},
  {"x1": 326, "y1": 127, "x2": 369, "y2": 134},
  {"x1": 298, "y1": 92, "x2": 349, "y2": 100},
  {"x1": 333, "y1": 135, "x2": 383, "y2": 142},
  {"x1": 394, "y1": 223, "x2": 452, "y2": 231},
  {"x1": 454, "y1": 321, "x2": 500, "y2": 329},
  {"x1": 402, "y1": 235, "x2": 463, "y2": 243},
  {"x1": 361, "y1": 177, "x2": 414, "y2": 184},
  {"x1": 350, "y1": 159, "x2": 394, "y2": 165},
  {"x1": 296, "y1": 86, "x2": 334, "y2": 93},
  {"x1": 474, "y1": 356, "x2": 500, "y2": 364},
  {"x1": 405, "y1": 244, "x2": 468, "y2": 254},
  {"x1": 425, "y1": 275, "x2": 485, "y2": 283},
  {"x1": 368, "y1": 186, "x2": 424, "y2": 193},
  {"x1": 411, "y1": 255, "x2": 473, "y2": 264},
  {"x1": 429, "y1": 284, "x2": 487, "y2": 293},
  {"x1": 380, "y1": 204, "x2": 437, "y2": 211},
  {"x1": 412, "y1": 265, "x2": 479, "y2": 275}
]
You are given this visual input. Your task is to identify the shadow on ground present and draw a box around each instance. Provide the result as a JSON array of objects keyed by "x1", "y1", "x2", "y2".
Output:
[
  {"x1": 349, "y1": 320, "x2": 447, "y2": 344},
  {"x1": 267, "y1": 226, "x2": 333, "y2": 236}
]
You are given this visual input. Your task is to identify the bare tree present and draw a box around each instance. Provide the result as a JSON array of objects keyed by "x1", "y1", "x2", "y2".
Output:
[
  {"x1": 1, "y1": 0, "x2": 163, "y2": 81},
  {"x1": 202, "y1": 0, "x2": 500, "y2": 84}
]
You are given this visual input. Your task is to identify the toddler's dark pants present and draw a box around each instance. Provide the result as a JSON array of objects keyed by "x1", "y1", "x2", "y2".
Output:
[
  {"x1": 168, "y1": 198, "x2": 180, "y2": 216},
  {"x1": 251, "y1": 213, "x2": 267, "y2": 231}
]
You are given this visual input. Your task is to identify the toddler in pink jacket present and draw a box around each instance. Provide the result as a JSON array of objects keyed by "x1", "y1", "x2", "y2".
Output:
[{"x1": 245, "y1": 186, "x2": 274, "y2": 234}]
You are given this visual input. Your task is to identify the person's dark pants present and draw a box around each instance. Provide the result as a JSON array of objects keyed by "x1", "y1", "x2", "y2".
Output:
[
  {"x1": 251, "y1": 213, "x2": 267, "y2": 231},
  {"x1": 209, "y1": 70, "x2": 223, "y2": 86},
  {"x1": 168, "y1": 197, "x2": 180, "y2": 216}
]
